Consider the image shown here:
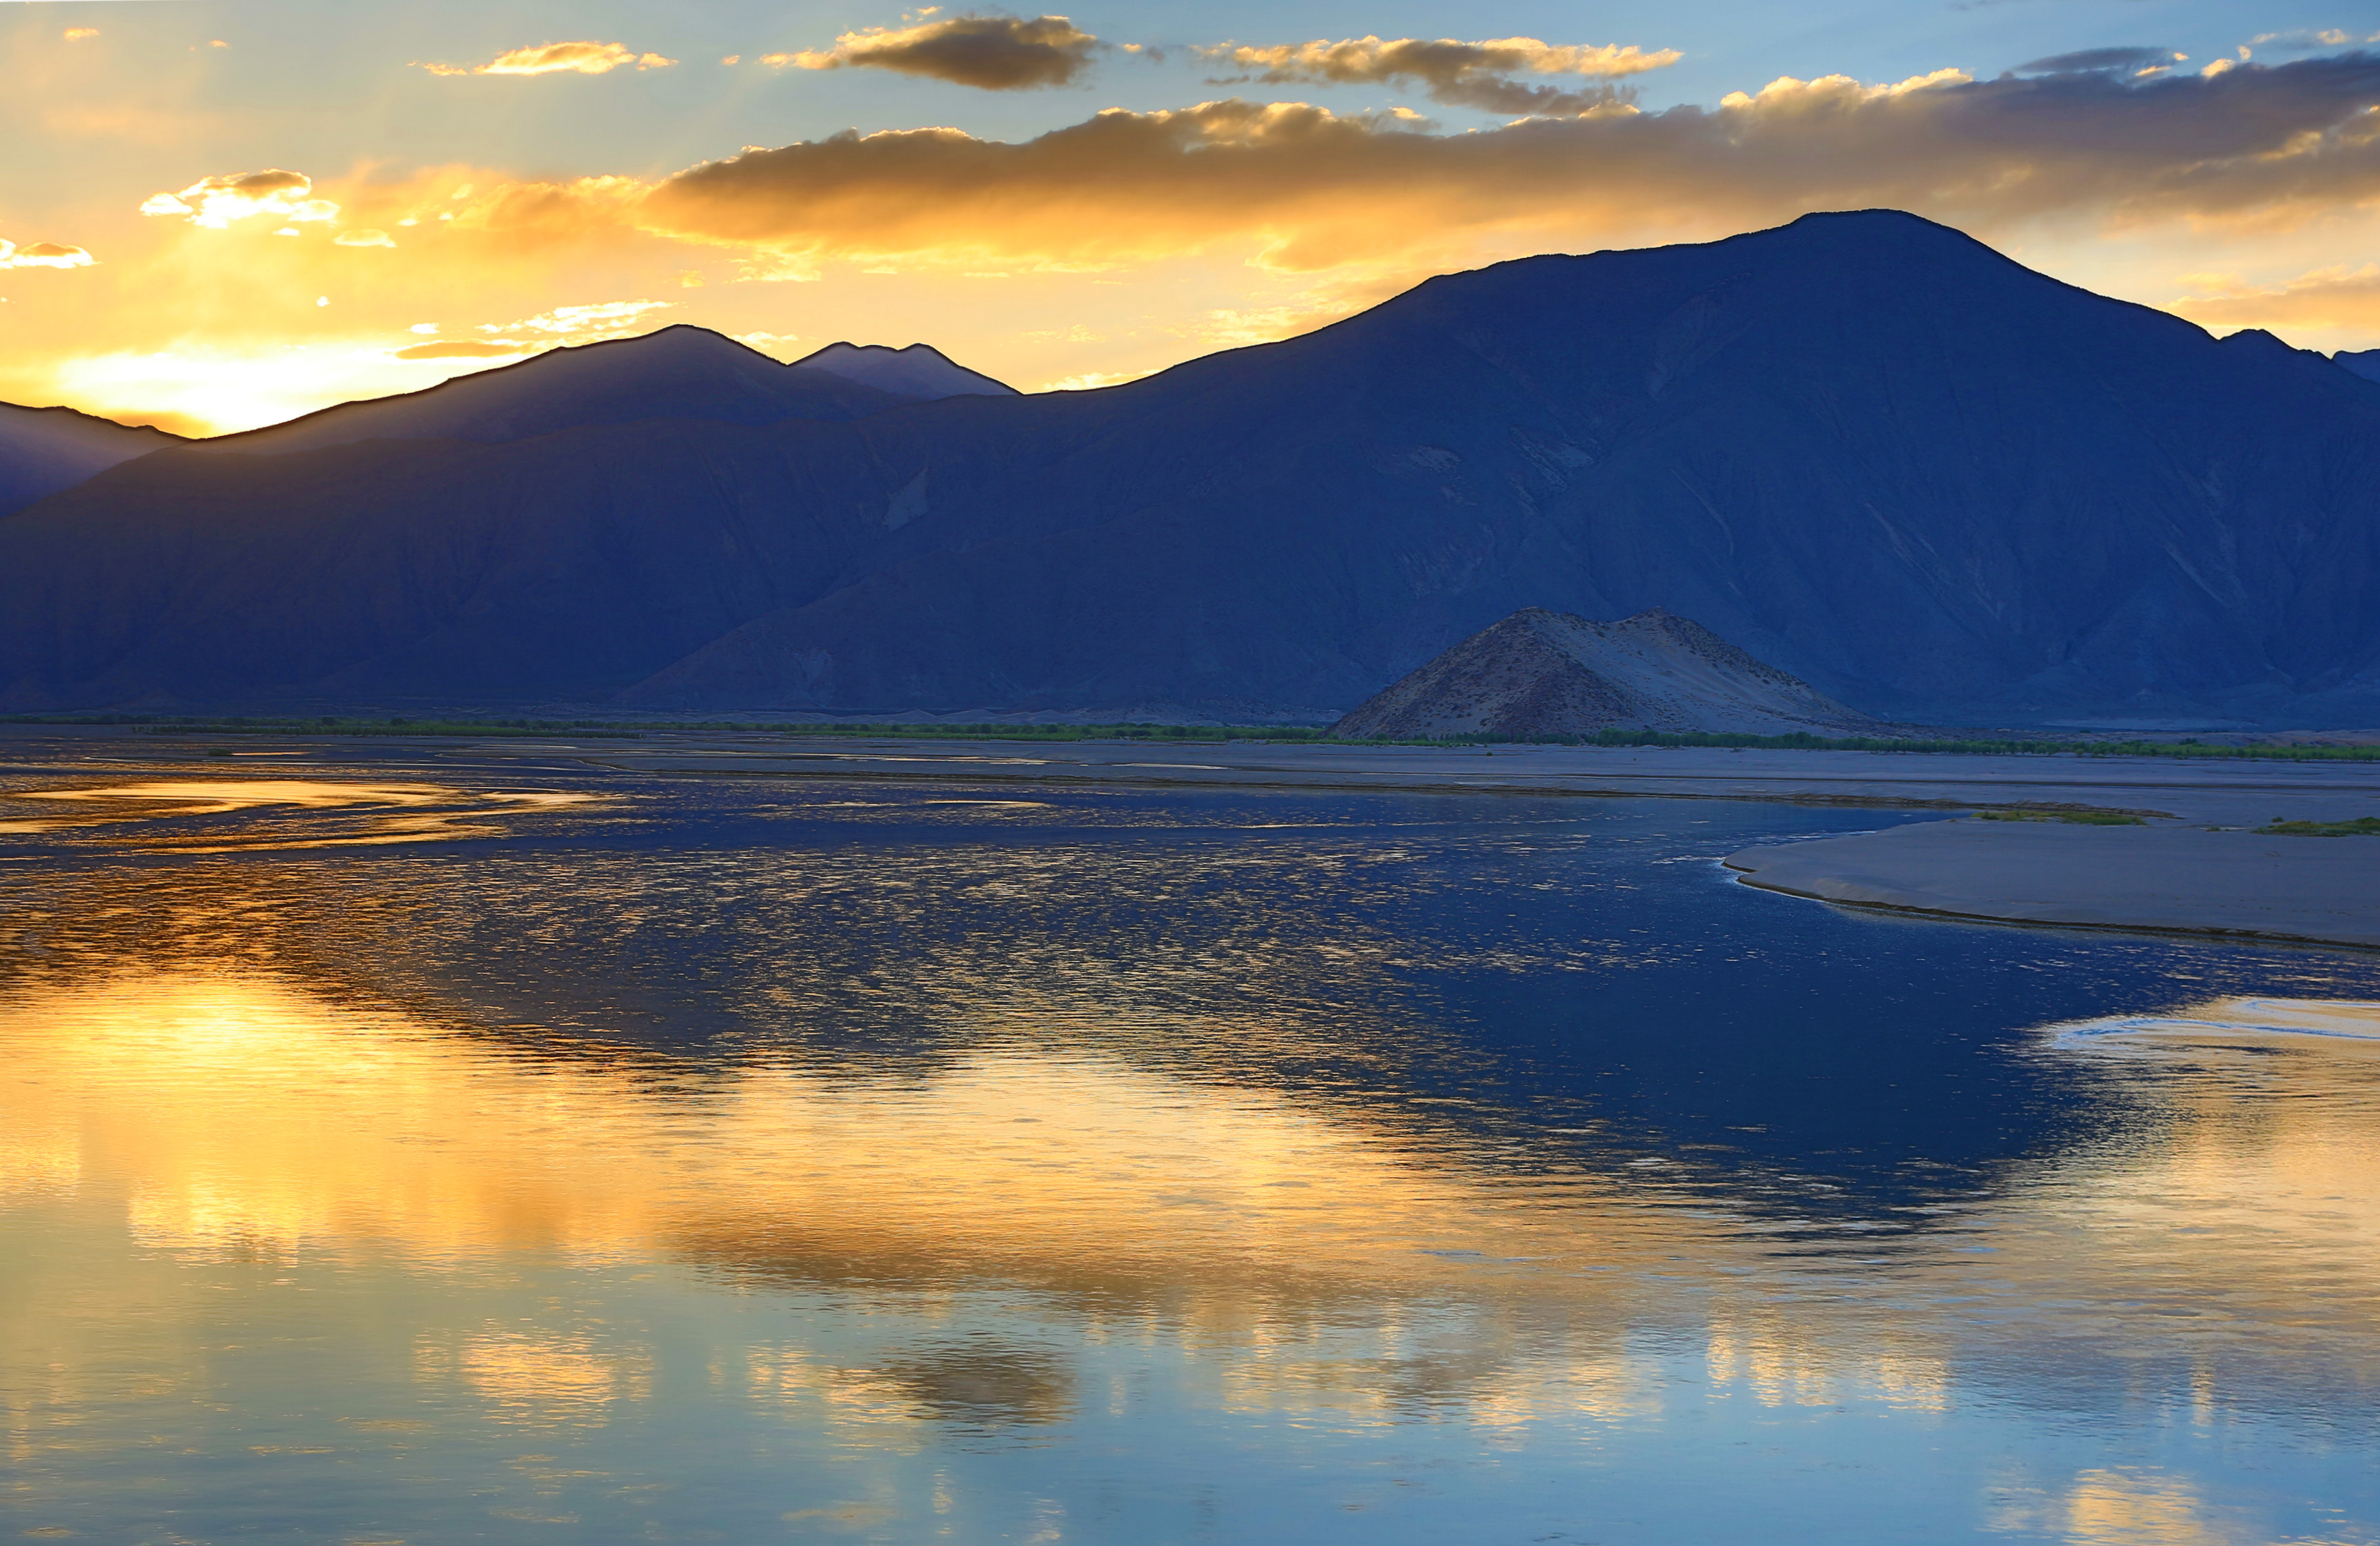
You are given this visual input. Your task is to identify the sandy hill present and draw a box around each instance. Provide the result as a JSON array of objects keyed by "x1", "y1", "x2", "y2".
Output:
[{"x1": 1332, "y1": 608, "x2": 1881, "y2": 739}]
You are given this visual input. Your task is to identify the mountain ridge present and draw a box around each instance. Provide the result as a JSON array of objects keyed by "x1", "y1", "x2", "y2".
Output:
[
  {"x1": 183, "y1": 326, "x2": 1013, "y2": 457},
  {"x1": 0, "y1": 403, "x2": 185, "y2": 519}
]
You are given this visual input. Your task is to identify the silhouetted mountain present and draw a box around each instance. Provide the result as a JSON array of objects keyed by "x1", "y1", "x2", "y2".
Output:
[
  {"x1": 191, "y1": 327, "x2": 1000, "y2": 457},
  {"x1": 4, "y1": 211, "x2": 2378, "y2": 724},
  {"x1": 2337, "y1": 348, "x2": 2380, "y2": 385},
  {"x1": 1332, "y1": 608, "x2": 1881, "y2": 738},
  {"x1": 0, "y1": 404, "x2": 183, "y2": 518},
  {"x1": 791, "y1": 342, "x2": 1017, "y2": 399}
]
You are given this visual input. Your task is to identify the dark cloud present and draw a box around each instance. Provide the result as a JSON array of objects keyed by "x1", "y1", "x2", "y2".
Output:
[
  {"x1": 1206, "y1": 36, "x2": 1677, "y2": 117},
  {"x1": 626, "y1": 57, "x2": 2380, "y2": 271},
  {"x1": 771, "y1": 14, "x2": 1100, "y2": 90},
  {"x1": 2017, "y1": 47, "x2": 2181, "y2": 74}
]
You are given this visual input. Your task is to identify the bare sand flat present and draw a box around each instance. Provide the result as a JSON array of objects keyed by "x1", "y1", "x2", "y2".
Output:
[{"x1": 1726, "y1": 821, "x2": 2380, "y2": 949}]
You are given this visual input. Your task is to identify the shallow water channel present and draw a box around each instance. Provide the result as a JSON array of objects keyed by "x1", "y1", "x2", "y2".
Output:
[{"x1": 3, "y1": 774, "x2": 2377, "y2": 1544}]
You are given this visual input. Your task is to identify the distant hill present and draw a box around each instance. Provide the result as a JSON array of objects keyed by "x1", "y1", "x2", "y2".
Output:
[
  {"x1": 4, "y1": 210, "x2": 2379, "y2": 725},
  {"x1": 0, "y1": 404, "x2": 183, "y2": 519},
  {"x1": 1332, "y1": 608, "x2": 1882, "y2": 738},
  {"x1": 2337, "y1": 349, "x2": 2380, "y2": 385},
  {"x1": 191, "y1": 327, "x2": 1013, "y2": 456},
  {"x1": 791, "y1": 342, "x2": 1016, "y2": 400}
]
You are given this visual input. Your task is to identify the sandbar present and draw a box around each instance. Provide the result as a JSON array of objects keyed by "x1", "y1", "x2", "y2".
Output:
[{"x1": 1726, "y1": 821, "x2": 2379, "y2": 949}]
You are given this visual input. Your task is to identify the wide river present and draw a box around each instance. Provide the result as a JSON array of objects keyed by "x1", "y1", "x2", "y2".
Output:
[{"x1": 2, "y1": 768, "x2": 2377, "y2": 1544}]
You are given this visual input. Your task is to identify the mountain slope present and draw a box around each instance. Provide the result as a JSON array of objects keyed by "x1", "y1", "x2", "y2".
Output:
[
  {"x1": 0, "y1": 404, "x2": 183, "y2": 518},
  {"x1": 192, "y1": 327, "x2": 980, "y2": 456},
  {"x1": 5, "y1": 210, "x2": 2379, "y2": 723},
  {"x1": 1331, "y1": 608, "x2": 1882, "y2": 738}
]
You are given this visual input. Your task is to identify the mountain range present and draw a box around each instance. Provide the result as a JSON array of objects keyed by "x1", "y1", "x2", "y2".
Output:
[{"x1": 4, "y1": 210, "x2": 2378, "y2": 725}]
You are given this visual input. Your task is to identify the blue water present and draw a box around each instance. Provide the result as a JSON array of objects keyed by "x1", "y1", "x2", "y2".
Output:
[{"x1": 3, "y1": 772, "x2": 2377, "y2": 1543}]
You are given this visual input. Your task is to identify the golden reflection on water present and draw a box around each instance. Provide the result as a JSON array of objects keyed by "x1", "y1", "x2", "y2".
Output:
[
  {"x1": 0, "y1": 779, "x2": 594, "y2": 850},
  {"x1": 2031, "y1": 998, "x2": 2380, "y2": 1340},
  {"x1": 0, "y1": 970, "x2": 1695, "y2": 1289},
  {"x1": 7, "y1": 969, "x2": 2380, "y2": 1466}
]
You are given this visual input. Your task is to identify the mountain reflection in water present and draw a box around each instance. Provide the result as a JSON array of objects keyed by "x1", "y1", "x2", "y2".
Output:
[{"x1": 1, "y1": 776, "x2": 2377, "y2": 1544}]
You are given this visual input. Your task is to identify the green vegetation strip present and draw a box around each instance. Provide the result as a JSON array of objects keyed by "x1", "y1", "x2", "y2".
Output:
[
  {"x1": 0, "y1": 714, "x2": 642, "y2": 739},
  {"x1": 0, "y1": 714, "x2": 2376, "y2": 763},
  {"x1": 1977, "y1": 809, "x2": 2146, "y2": 825},
  {"x1": 2257, "y1": 816, "x2": 2380, "y2": 836}
]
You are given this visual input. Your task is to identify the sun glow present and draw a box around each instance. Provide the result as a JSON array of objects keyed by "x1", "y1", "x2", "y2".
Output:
[{"x1": 46, "y1": 342, "x2": 521, "y2": 436}]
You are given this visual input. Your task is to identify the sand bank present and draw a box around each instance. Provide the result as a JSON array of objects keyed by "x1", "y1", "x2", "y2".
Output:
[{"x1": 1726, "y1": 821, "x2": 2379, "y2": 949}]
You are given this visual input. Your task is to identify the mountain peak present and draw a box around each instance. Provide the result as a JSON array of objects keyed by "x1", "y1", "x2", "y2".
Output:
[{"x1": 790, "y1": 341, "x2": 1017, "y2": 399}]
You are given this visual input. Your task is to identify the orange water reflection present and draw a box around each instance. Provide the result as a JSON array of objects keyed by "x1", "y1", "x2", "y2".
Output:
[
  {"x1": 6, "y1": 970, "x2": 2379, "y2": 1460},
  {"x1": 0, "y1": 779, "x2": 595, "y2": 850}
]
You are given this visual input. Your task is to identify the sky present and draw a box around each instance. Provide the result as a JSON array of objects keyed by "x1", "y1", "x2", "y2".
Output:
[{"x1": 3, "y1": 0, "x2": 2378, "y2": 434}]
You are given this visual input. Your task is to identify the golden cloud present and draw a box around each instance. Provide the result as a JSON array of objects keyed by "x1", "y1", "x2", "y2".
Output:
[
  {"x1": 2250, "y1": 28, "x2": 2380, "y2": 50},
  {"x1": 141, "y1": 169, "x2": 338, "y2": 228},
  {"x1": 110, "y1": 59, "x2": 2380, "y2": 292},
  {"x1": 421, "y1": 41, "x2": 677, "y2": 77},
  {"x1": 333, "y1": 228, "x2": 396, "y2": 248},
  {"x1": 1208, "y1": 34, "x2": 1682, "y2": 116},
  {"x1": 768, "y1": 14, "x2": 1099, "y2": 90},
  {"x1": 63, "y1": 27, "x2": 98, "y2": 42},
  {"x1": 621, "y1": 59, "x2": 2380, "y2": 273},
  {"x1": 0, "y1": 239, "x2": 95, "y2": 270},
  {"x1": 2172, "y1": 263, "x2": 2380, "y2": 332}
]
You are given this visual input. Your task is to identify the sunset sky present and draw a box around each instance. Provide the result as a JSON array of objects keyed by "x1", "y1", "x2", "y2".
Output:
[{"x1": 5, "y1": 0, "x2": 2378, "y2": 434}]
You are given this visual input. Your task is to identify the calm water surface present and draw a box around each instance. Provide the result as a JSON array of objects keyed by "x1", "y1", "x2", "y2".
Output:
[{"x1": 2, "y1": 771, "x2": 2377, "y2": 1544}]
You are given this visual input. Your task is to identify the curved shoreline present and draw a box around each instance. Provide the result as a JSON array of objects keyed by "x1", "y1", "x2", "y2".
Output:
[{"x1": 1724, "y1": 821, "x2": 2380, "y2": 952}]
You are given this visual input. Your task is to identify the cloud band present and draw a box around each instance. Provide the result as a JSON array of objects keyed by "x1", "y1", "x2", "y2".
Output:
[{"x1": 620, "y1": 58, "x2": 2380, "y2": 271}]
